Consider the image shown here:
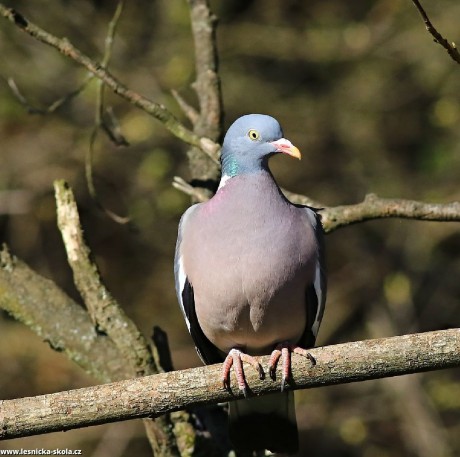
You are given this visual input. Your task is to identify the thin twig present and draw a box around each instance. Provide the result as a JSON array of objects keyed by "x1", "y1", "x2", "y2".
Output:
[
  {"x1": 101, "y1": 107, "x2": 129, "y2": 146},
  {"x1": 86, "y1": 130, "x2": 131, "y2": 225},
  {"x1": 171, "y1": 89, "x2": 199, "y2": 126},
  {"x1": 0, "y1": 4, "x2": 220, "y2": 161},
  {"x1": 5, "y1": 74, "x2": 93, "y2": 114},
  {"x1": 97, "y1": 0, "x2": 128, "y2": 146},
  {"x1": 172, "y1": 176, "x2": 211, "y2": 203},
  {"x1": 281, "y1": 188, "x2": 324, "y2": 209},
  {"x1": 87, "y1": 0, "x2": 131, "y2": 225},
  {"x1": 411, "y1": 0, "x2": 460, "y2": 64}
]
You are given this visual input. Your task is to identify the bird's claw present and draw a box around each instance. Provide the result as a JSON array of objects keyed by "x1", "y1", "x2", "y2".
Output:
[
  {"x1": 269, "y1": 343, "x2": 315, "y2": 390},
  {"x1": 222, "y1": 348, "x2": 263, "y2": 397}
]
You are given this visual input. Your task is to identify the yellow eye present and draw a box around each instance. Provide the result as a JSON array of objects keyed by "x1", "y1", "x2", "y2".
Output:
[{"x1": 248, "y1": 129, "x2": 260, "y2": 141}]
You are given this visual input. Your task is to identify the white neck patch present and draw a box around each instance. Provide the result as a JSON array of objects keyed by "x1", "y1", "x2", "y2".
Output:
[{"x1": 217, "y1": 174, "x2": 231, "y2": 190}]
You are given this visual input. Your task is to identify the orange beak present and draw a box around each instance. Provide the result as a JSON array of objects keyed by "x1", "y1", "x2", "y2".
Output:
[{"x1": 270, "y1": 138, "x2": 302, "y2": 160}]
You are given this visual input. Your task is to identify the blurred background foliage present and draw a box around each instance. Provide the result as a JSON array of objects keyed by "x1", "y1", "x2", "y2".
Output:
[{"x1": 0, "y1": 0, "x2": 459, "y2": 456}]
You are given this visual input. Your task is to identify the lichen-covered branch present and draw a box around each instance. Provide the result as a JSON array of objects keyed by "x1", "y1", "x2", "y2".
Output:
[
  {"x1": 0, "y1": 246, "x2": 129, "y2": 383},
  {"x1": 188, "y1": 0, "x2": 223, "y2": 143},
  {"x1": 54, "y1": 180, "x2": 156, "y2": 377},
  {"x1": 183, "y1": 0, "x2": 223, "y2": 186},
  {"x1": 1, "y1": 328, "x2": 459, "y2": 440},
  {"x1": 54, "y1": 180, "x2": 182, "y2": 457},
  {"x1": 0, "y1": 3, "x2": 220, "y2": 162},
  {"x1": 412, "y1": 0, "x2": 460, "y2": 65}
]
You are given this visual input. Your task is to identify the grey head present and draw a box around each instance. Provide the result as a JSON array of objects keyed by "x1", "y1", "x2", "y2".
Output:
[{"x1": 220, "y1": 114, "x2": 301, "y2": 177}]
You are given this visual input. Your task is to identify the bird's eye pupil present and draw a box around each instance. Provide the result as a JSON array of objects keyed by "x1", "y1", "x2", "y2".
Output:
[{"x1": 248, "y1": 129, "x2": 259, "y2": 141}]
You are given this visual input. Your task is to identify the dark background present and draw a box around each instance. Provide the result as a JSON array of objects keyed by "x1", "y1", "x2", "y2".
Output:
[{"x1": 1, "y1": 1, "x2": 459, "y2": 455}]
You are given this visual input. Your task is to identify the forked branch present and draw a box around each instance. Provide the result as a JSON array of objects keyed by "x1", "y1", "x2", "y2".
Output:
[{"x1": 0, "y1": 4, "x2": 220, "y2": 162}]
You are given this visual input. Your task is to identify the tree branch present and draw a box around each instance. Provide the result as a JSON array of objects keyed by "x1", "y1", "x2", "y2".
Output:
[
  {"x1": 54, "y1": 180, "x2": 156, "y2": 378},
  {"x1": 12, "y1": 0, "x2": 458, "y2": 231},
  {"x1": 2, "y1": 3, "x2": 459, "y2": 453},
  {"x1": 0, "y1": 4, "x2": 220, "y2": 162},
  {"x1": 4, "y1": 75, "x2": 93, "y2": 115},
  {"x1": 53, "y1": 180, "x2": 184, "y2": 457},
  {"x1": 367, "y1": 303, "x2": 453, "y2": 457},
  {"x1": 171, "y1": 182, "x2": 460, "y2": 233},
  {"x1": 0, "y1": 245, "x2": 129, "y2": 383},
  {"x1": 411, "y1": 0, "x2": 460, "y2": 65},
  {"x1": 172, "y1": 176, "x2": 213, "y2": 203},
  {"x1": 1, "y1": 328, "x2": 459, "y2": 440},
  {"x1": 171, "y1": 89, "x2": 199, "y2": 126},
  {"x1": 320, "y1": 193, "x2": 460, "y2": 233},
  {"x1": 178, "y1": 0, "x2": 223, "y2": 194},
  {"x1": 188, "y1": 0, "x2": 223, "y2": 143},
  {"x1": 280, "y1": 188, "x2": 325, "y2": 210},
  {"x1": 86, "y1": 0, "x2": 131, "y2": 225}
]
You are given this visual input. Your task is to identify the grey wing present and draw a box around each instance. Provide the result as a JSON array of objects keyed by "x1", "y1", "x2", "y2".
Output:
[
  {"x1": 299, "y1": 206, "x2": 327, "y2": 348},
  {"x1": 174, "y1": 205, "x2": 223, "y2": 365}
]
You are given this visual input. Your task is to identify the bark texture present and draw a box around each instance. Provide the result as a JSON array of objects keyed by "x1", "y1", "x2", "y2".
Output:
[{"x1": 1, "y1": 329, "x2": 459, "y2": 440}]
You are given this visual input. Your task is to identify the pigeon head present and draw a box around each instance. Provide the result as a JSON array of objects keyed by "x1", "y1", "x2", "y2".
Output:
[{"x1": 220, "y1": 114, "x2": 301, "y2": 178}]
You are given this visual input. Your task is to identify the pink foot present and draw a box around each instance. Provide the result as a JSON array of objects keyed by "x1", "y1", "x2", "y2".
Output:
[
  {"x1": 269, "y1": 342, "x2": 316, "y2": 391},
  {"x1": 222, "y1": 348, "x2": 264, "y2": 397}
]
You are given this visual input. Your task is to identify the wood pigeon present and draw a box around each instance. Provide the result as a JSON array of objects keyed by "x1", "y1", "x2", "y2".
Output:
[{"x1": 174, "y1": 114, "x2": 326, "y2": 454}]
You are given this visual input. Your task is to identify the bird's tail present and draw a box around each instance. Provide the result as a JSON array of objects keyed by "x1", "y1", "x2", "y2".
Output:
[{"x1": 228, "y1": 391, "x2": 298, "y2": 454}]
